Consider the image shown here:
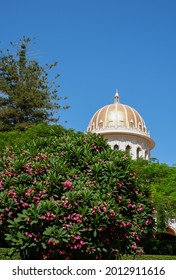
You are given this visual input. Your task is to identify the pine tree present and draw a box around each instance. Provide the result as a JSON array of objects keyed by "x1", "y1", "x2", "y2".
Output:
[{"x1": 0, "y1": 37, "x2": 69, "y2": 131}]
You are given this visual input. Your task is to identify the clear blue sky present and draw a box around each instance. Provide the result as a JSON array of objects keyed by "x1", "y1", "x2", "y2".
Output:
[{"x1": 1, "y1": 0, "x2": 176, "y2": 165}]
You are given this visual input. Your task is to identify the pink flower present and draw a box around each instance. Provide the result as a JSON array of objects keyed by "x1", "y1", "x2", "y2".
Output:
[
  {"x1": 145, "y1": 219, "x2": 152, "y2": 225},
  {"x1": 137, "y1": 207, "x2": 143, "y2": 212},
  {"x1": 63, "y1": 180, "x2": 72, "y2": 190},
  {"x1": 108, "y1": 209, "x2": 115, "y2": 218},
  {"x1": 6, "y1": 172, "x2": 13, "y2": 177},
  {"x1": 132, "y1": 243, "x2": 137, "y2": 250},
  {"x1": 35, "y1": 156, "x2": 40, "y2": 161},
  {"x1": 41, "y1": 153, "x2": 47, "y2": 159},
  {"x1": 139, "y1": 248, "x2": 144, "y2": 254},
  {"x1": 91, "y1": 206, "x2": 101, "y2": 214},
  {"x1": 33, "y1": 178, "x2": 37, "y2": 184}
]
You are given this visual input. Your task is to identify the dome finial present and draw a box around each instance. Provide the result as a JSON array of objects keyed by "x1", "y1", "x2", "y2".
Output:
[{"x1": 114, "y1": 89, "x2": 120, "y2": 103}]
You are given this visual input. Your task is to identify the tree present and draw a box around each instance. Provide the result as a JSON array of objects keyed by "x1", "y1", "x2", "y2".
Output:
[
  {"x1": 133, "y1": 158, "x2": 176, "y2": 231},
  {"x1": 0, "y1": 37, "x2": 69, "y2": 131}
]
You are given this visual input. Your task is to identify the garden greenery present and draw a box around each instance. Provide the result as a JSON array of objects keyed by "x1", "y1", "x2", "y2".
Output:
[{"x1": 0, "y1": 125, "x2": 155, "y2": 259}]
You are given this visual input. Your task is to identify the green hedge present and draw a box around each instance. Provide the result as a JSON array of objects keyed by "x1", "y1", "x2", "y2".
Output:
[
  {"x1": 124, "y1": 254, "x2": 176, "y2": 260},
  {"x1": 0, "y1": 123, "x2": 66, "y2": 149},
  {"x1": 0, "y1": 248, "x2": 19, "y2": 260},
  {"x1": 0, "y1": 248, "x2": 176, "y2": 260},
  {"x1": 143, "y1": 234, "x2": 176, "y2": 255}
]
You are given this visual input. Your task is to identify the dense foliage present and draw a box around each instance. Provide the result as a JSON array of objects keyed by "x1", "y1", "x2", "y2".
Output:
[
  {"x1": 0, "y1": 123, "x2": 65, "y2": 149},
  {"x1": 0, "y1": 125, "x2": 154, "y2": 259},
  {"x1": 0, "y1": 37, "x2": 69, "y2": 131},
  {"x1": 133, "y1": 159, "x2": 176, "y2": 231}
]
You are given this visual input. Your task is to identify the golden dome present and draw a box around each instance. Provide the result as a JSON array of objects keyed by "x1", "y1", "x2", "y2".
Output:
[{"x1": 87, "y1": 90, "x2": 155, "y2": 149}]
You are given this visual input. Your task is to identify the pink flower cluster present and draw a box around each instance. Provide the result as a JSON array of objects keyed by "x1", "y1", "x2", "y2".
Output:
[
  {"x1": 145, "y1": 218, "x2": 152, "y2": 225},
  {"x1": 46, "y1": 240, "x2": 58, "y2": 246},
  {"x1": 132, "y1": 232, "x2": 140, "y2": 241},
  {"x1": 137, "y1": 204, "x2": 144, "y2": 212},
  {"x1": 68, "y1": 235, "x2": 86, "y2": 250},
  {"x1": 35, "y1": 153, "x2": 47, "y2": 161},
  {"x1": 25, "y1": 231, "x2": 41, "y2": 241},
  {"x1": 41, "y1": 212, "x2": 58, "y2": 221},
  {"x1": 91, "y1": 202, "x2": 110, "y2": 215},
  {"x1": 63, "y1": 180, "x2": 72, "y2": 190},
  {"x1": 63, "y1": 213, "x2": 83, "y2": 229},
  {"x1": 5, "y1": 171, "x2": 16, "y2": 177},
  {"x1": 127, "y1": 200, "x2": 136, "y2": 209},
  {"x1": 131, "y1": 244, "x2": 144, "y2": 254},
  {"x1": 24, "y1": 188, "x2": 47, "y2": 204},
  {"x1": 0, "y1": 207, "x2": 14, "y2": 221},
  {"x1": 25, "y1": 188, "x2": 35, "y2": 197},
  {"x1": 3, "y1": 162, "x2": 12, "y2": 167},
  {"x1": 108, "y1": 209, "x2": 115, "y2": 218},
  {"x1": 24, "y1": 162, "x2": 33, "y2": 175},
  {"x1": 64, "y1": 213, "x2": 82, "y2": 224},
  {"x1": 7, "y1": 154, "x2": 15, "y2": 159},
  {"x1": 61, "y1": 196, "x2": 72, "y2": 209},
  {"x1": 137, "y1": 207, "x2": 143, "y2": 212},
  {"x1": 23, "y1": 161, "x2": 51, "y2": 176},
  {"x1": 132, "y1": 243, "x2": 137, "y2": 250},
  {"x1": 0, "y1": 180, "x2": 3, "y2": 189},
  {"x1": 91, "y1": 205, "x2": 101, "y2": 214},
  {"x1": 8, "y1": 189, "x2": 18, "y2": 202},
  {"x1": 120, "y1": 221, "x2": 132, "y2": 228}
]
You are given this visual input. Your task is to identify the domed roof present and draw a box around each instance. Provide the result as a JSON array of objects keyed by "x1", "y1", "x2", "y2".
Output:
[{"x1": 87, "y1": 90, "x2": 155, "y2": 149}]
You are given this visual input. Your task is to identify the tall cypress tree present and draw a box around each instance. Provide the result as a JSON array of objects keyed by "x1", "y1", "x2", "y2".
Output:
[{"x1": 0, "y1": 37, "x2": 69, "y2": 131}]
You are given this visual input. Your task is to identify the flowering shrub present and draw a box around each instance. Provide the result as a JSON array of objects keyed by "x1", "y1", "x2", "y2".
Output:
[{"x1": 0, "y1": 126, "x2": 155, "y2": 259}]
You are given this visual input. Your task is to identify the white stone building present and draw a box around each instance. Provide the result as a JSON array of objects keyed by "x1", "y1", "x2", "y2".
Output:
[{"x1": 87, "y1": 90, "x2": 155, "y2": 160}]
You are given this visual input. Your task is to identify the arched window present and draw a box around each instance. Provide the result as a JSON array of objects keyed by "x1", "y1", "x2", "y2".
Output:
[
  {"x1": 136, "y1": 147, "x2": 141, "y2": 159},
  {"x1": 126, "y1": 145, "x2": 131, "y2": 152},
  {"x1": 114, "y1": 144, "x2": 119, "y2": 150}
]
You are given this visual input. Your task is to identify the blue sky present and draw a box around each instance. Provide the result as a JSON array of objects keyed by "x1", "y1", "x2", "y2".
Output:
[{"x1": 1, "y1": 0, "x2": 176, "y2": 165}]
